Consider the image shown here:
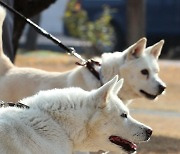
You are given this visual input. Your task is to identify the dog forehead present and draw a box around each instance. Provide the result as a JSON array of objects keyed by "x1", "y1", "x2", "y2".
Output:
[
  {"x1": 145, "y1": 54, "x2": 159, "y2": 71},
  {"x1": 136, "y1": 55, "x2": 159, "y2": 72},
  {"x1": 112, "y1": 96, "x2": 128, "y2": 113}
]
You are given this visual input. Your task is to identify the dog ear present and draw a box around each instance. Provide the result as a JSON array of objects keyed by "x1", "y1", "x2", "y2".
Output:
[
  {"x1": 127, "y1": 37, "x2": 147, "y2": 60},
  {"x1": 112, "y1": 78, "x2": 124, "y2": 95},
  {"x1": 150, "y1": 40, "x2": 164, "y2": 59},
  {"x1": 95, "y1": 75, "x2": 118, "y2": 108}
]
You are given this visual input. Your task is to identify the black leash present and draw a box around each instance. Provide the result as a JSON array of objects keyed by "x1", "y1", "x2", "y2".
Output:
[
  {"x1": 0, "y1": 101, "x2": 30, "y2": 109},
  {"x1": 0, "y1": 0, "x2": 101, "y2": 81}
]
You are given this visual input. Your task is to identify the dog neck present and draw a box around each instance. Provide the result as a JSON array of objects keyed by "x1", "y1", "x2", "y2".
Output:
[
  {"x1": 76, "y1": 59, "x2": 103, "y2": 86},
  {"x1": 22, "y1": 89, "x2": 96, "y2": 151}
]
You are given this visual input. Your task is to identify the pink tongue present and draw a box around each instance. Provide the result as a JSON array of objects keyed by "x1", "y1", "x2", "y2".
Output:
[
  {"x1": 118, "y1": 137, "x2": 136, "y2": 148},
  {"x1": 111, "y1": 136, "x2": 137, "y2": 149}
]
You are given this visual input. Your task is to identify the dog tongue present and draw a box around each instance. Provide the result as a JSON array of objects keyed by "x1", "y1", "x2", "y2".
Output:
[{"x1": 109, "y1": 136, "x2": 137, "y2": 153}]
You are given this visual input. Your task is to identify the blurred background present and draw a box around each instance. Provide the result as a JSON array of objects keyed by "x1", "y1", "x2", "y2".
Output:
[
  {"x1": 19, "y1": 0, "x2": 180, "y2": 59},
  {"x1": 5, "y1": 0, "x2": 180, "y2": 153}
]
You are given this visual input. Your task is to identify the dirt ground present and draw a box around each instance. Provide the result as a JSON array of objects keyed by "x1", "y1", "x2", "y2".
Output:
[{"x1": 15, "y1": 51, "x2": 180, "y2": 154}]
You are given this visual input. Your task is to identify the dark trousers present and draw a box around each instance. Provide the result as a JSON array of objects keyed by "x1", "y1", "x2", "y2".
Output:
[{"x1": 2, "y1": 0, "x2": 14, "y2": 62}]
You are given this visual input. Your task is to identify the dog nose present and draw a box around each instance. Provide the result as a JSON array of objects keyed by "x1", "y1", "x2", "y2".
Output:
[
  {"x1": 146, "y1": 128, "x2": 153, "y2": 140},
  {"x1": 158, "y1": 84, "x2": 166, "y2": 94}
]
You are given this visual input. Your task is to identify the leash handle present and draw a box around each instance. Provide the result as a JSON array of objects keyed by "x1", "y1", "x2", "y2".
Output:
[{"x1": 0, "y1": 0, "x2": 85, "y2": 62}]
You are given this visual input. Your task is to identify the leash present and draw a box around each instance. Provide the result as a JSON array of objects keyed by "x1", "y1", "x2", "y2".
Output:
[
  {"x1": 0, "y1": 101, "x2": 30, "y2": 109},
  {"x1": 0, "y1": 0, "x2": 102, "y2": 82}
]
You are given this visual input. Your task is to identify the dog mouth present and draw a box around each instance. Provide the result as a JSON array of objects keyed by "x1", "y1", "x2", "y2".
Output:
[
  {"x1": 140, "y1": 90, "x2": 157, "y2": 100},
  {"x1": 109, "y1": 136, "x2": 137, "y2": 153}
]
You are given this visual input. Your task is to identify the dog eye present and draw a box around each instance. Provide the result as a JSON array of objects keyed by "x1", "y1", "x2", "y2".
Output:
[
  {"x1": 141, "y1": 69, "x2": 149, "y2": 76},
  {"x1": 121, "y1": 113, "x2": 127, "y2": 118}
]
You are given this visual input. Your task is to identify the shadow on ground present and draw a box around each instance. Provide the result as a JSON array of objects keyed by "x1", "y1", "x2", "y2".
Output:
[{"x1": 138, "y1": 135, "x2": 180, "y2": 154}]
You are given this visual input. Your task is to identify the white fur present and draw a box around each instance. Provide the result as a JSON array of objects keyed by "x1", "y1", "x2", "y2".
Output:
[
  {"x1": 0, "y1": 76, "x2": 152, "y2": 153},
  {"x1": 0, "y1": 6, "x2": 157, "y2": 154},
  {"x1": 0, "y1": 7, "x2": 165, "y2": 104}
]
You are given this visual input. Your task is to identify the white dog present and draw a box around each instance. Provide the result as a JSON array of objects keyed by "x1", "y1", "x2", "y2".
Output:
[
  {"x1": 0, "y1": 76, "x2": 152, "y2": 154},
  {"x1": 0, "y1": 7, "x2": 165, "y2": 104}
]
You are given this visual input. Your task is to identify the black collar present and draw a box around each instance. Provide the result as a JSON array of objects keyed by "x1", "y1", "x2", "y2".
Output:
[{"x1": 76, "y1": 59, "x2": 103, "y2": 86}]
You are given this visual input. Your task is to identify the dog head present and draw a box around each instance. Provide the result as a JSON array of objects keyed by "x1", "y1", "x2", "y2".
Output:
[
  {"x1": 101, "y1": 38, "x2": 166, "y2": 101},
  {"x1": 86, "y1": 76, "x2": 152, "y2": 153},
  {"x1": 120, "y1": 39, "x2": 166, "y2": 100}
]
